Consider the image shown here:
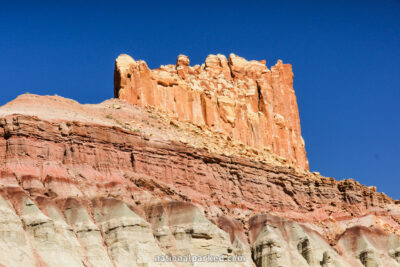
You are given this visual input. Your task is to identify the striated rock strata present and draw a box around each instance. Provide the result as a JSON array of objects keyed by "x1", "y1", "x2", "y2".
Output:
[
  {"x1": 114, "y1": 53, "x2": 308, "y2": 170},
  {"x1": 0, "y1": 94, "x2": 399, "y2": 266}
]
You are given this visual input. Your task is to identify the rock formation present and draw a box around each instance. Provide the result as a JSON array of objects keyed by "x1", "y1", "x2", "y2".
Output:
[
  {"x1": 114, "y1": 54, "x2": 308, "y2": 170},
  {"x1": 0, "y1": 54, "x2": 398, "y2": 266}
]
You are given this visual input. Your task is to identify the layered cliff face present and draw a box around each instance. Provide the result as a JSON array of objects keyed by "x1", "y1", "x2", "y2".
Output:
[
  {"x1": 0, "y1": 94, "x2": 399, "y2": 267},
  {"x1": 114, "y1": 54, "x2": 308, "y2": 170}
]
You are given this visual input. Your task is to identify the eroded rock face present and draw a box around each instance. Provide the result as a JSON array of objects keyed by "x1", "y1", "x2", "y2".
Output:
[
  {"x1": 114, "y1": 53, "x2": 309, "y2": 170},
  {"x1": 0, "y1": 195, "x2": 36, "y2": 266},
  {"x1": 0, "y1": 93, "x2": 399, "y2": 266}
]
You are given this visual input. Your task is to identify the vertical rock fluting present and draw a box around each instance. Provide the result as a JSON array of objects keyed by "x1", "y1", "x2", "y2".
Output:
[{"x1": 114, "y1": 53, "x2": 309, "y2": 170}]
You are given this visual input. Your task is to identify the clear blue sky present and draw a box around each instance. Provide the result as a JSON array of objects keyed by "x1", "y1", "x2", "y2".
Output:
[{"x1": 1, "y1": 1, "x2": 399, "y2": 199}]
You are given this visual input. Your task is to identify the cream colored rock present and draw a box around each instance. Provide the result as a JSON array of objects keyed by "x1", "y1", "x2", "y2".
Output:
[
  {"x1": 0, "y1": 195, "x2": 36, "y2": 267},
  {"x1": 63, "y1": 199, "x2": 114, "y2": 267},
  {"x1": 20, "y1": 197, "x2": 89, "y2": 267},
  {"x1": 338, "y1": 227, "x2": 400, "y2": 267},
  {"x1": 148, "y1": 202, "x2": 254, "y2": 266},
  {"x1": 250, "y1": 216, "x2": 351, "y2": 267},
  {"x1": 94, "y1": 199, "x2": 174, "y2": 267}
]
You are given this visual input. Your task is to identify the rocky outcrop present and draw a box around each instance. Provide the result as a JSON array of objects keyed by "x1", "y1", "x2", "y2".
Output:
[
  {"x1": 0, "y1": 94, "x2": 399, "y2": 266},
  {"x1": 114, "y1": 53, "x2": 308, "y2": 170}
]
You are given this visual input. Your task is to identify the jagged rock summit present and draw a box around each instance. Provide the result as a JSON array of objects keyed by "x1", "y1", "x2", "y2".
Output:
[{"x1": 114, "y1": 53, "x2": 309, "y2": 170}]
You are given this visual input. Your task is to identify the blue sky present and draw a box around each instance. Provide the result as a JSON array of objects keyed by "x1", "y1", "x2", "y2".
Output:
[{"x1": 0, "y1": 1, "x2": 399, "y2": 198}]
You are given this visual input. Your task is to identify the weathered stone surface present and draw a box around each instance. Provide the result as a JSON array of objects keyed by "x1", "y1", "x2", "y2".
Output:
[
  {"x1": 93, "y1": 198, "x2": 173, "y2": 267},
  {"x1": 0, "y1": 195, "x2": 36, "y2": 266},
  {"x1": 146, "y1": 201, "x2": 254, "y2": 266},
  {"x1": 0, "y1": 93, "x2": 398, "y2": 267},
  {"x1": 114, "y1": 53, "x2": 309, "y2": 170},
  {"x1": 62, "y1": 199, "x2": 114, "y2": 267}
]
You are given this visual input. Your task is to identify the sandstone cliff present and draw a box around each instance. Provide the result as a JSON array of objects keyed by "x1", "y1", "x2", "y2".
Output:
[
  {"x1": 114, "y1": 54, "x2": 308, "y2": 170},
  {"x1": 0, "y1": 94, "x2": 399, "y2": 267}
]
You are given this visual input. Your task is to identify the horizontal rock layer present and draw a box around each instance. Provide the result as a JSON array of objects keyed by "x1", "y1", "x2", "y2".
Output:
[
  {"x1": 114, "y1": 53, "x2": 308, "y2": 170},
  {"x1": 0, "y1": 94, "x2": 399, "y2": 266}
]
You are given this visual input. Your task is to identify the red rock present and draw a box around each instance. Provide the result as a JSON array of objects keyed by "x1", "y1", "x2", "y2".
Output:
[
  {"x1": 0, "y1": 80, "x2": 398, "y2": 266},
  {"x1": 0, "y1": 98, "x2": 397, "y2": 237},
  {"x1": 114, "y1": 53, "x2": 309, "y2": 169}
]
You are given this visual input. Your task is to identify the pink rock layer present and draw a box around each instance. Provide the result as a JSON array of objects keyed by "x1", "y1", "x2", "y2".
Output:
[
  {"x1": 114, "y1": 53, "x2": 309, "y2": 170},
  {"x1": 0, "y1": 112, "x2": 398, "y2": 239},
  {"x1": 0, "y1": 95, "x2": 399, "y2": 266}
]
